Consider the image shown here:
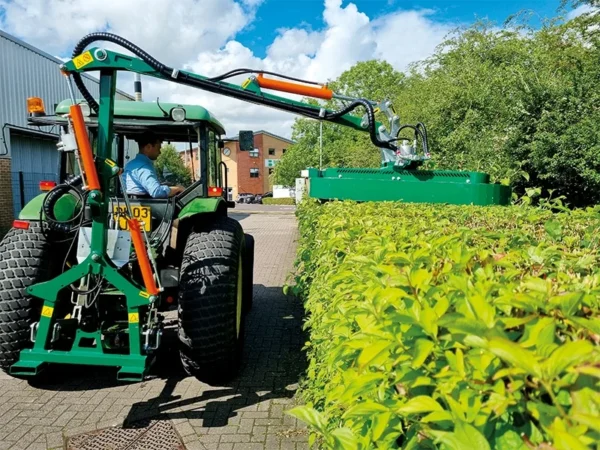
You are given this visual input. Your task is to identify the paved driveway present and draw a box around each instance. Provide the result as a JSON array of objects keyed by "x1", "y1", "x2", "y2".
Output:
[{"x1": 0, "y1": 212, "x2": 309, "y2": 450}]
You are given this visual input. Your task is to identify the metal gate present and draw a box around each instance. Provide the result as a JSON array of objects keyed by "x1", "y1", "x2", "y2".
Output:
[{"x1": 9, "y1": 130, "x2": 59, "y2": 217}]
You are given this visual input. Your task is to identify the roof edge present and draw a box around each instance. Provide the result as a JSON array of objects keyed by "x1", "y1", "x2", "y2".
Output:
[{"x1": 224, "y1": 130, "x2": 295, "y2": 144}]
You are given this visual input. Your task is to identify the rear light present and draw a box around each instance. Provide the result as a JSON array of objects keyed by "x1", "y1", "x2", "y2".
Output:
[
  {"x1": 13, "y1": 220, "x2": 30, "y2": 230},
  {"x1": 208, "y1": 186, "x2": 223, "y2": 197},
  {"x1": 39, "y1": 180, "x2": 56, "y2": 191}
]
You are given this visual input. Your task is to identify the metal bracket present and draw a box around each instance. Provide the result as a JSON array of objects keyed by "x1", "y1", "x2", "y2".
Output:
[
  {"x1": 77, "y1": 227, "x2": 131, "y2": 268},
  {"x1": 29, "y1": 322, "x2": 39, "y2": 343}
]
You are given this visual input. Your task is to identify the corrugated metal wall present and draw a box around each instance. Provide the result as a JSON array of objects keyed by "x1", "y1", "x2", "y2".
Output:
[
  {"x1": 9, "y1": 133, "x2": 60, "y2": 217},
  {"x1": 0, "y1": 30, "x2": 132, "y2": 158}
]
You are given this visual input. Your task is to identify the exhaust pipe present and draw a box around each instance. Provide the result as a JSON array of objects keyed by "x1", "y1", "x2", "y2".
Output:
[{"x1": 134, "y1": 74, "x2": 142, "y2": 101}]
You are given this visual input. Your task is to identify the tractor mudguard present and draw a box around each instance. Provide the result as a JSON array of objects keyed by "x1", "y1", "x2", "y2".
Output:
[
  {"x1": 18, "y1": 193, "x2": 80, "y2": 221},
  {"x1": 177, "y1": 197, "x2": 227, "y2": 221}
]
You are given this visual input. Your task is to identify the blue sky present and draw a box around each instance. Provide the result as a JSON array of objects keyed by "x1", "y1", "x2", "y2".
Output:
[{"x1": 237, "y1": 0, "x2": 566, "y2": 57}]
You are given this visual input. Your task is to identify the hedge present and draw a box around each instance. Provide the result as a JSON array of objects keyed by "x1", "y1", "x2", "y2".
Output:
[
  {"x1": 286, "y1": 199, "x2": 600, "y2": 449},
  {"x1": 262, "y1": 197, "x2": 295, "y2": 205}
]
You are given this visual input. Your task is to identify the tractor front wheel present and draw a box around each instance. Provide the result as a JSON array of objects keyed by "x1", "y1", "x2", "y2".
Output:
[
  {"x1": 177, "y1": 216, "x2": 246, "y2": 384},
  {"x1": 0, "y1": 224, "x2": 52, "y2": 374}
]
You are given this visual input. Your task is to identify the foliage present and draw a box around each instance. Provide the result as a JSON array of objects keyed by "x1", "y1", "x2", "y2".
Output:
[
  {"x1": 288, "y1": 198, "x2": 600, "y2": 449},
  {"x1": 262, "y1": 198, "x2": 295, "y2": 205},
  {"x1": 275, "y1": 10, "x2": 600, "y2": 207},
  {"x1": 155, "y1": 144, "x2": 192, "y2": 187}
]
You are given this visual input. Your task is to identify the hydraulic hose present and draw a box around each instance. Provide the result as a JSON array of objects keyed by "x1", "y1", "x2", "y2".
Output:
[
  {"x1": 70, "y1": 33, "x2": 396, "y2": 151},
  {"x1": 42, "y1": 174, "x2": 85, "y2": 233}
]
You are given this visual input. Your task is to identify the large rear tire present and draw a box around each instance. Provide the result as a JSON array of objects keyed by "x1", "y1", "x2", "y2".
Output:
[
  {"x1": 0, "y1": 225, "x2": 52, "y2": 373},
  {"x1": 177, "y1": 216, "x2": 246, "y2": 384},
  {"x1": 242, "y1": 233, "x2": 254, "y2": 315}
]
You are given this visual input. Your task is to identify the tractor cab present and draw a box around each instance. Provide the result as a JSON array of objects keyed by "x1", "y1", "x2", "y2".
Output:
[{"x1": 26, "y1": 98, "x2": 232, "y2": 250}]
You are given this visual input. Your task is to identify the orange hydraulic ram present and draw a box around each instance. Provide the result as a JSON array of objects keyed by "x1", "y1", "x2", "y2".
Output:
[
  {"x1": 256, "y1": 74, "x2": 333, "y2": 100},
  {"x1": 70, "y1": 104, "x2": 101, "y2": 191},
  {"x1": 127, "y1": 218, "x2": 160, "y2": 296}
]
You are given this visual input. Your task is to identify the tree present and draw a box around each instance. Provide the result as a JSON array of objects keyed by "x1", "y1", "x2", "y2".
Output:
[{"x1": 155, "y1": 144, "x2": 192, "y2": 187}]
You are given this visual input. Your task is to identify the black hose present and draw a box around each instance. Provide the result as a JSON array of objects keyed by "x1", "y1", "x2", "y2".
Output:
[
  {"x1": 390, "y1": 124, "x2": 429, "y2": 156},
  {"x1": 69, "y1": 32, "x2": 397, "y2": 152},
  {"x1": 42, "y1": 175, "x2": 85, "y2": 233},
  {"x1": 207, "y1": 68, "x2": 324, "y2": 85}
]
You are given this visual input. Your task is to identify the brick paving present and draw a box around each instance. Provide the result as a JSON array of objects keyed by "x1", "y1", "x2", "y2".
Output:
[{"x1": 0, "y1": 212, "x2": 310, "y2": 449}]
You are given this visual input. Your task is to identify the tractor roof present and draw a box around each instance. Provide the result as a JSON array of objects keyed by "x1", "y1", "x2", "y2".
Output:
[{"x1": 54, "y1": 99, "x2": 226, "y2": 135}]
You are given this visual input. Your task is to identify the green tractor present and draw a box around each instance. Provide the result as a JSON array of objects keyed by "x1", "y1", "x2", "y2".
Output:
[
  {"x1": 0, "y1": 31, "x2": 510, "y2": 384},
  {"x1": 0, "y1": 97, "x2": 255, "y2": 383}
]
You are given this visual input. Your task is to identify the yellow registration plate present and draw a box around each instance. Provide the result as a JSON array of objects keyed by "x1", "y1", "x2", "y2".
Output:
[{"x1": 112, "y1": 205, "x2": 152, "y2": 232}]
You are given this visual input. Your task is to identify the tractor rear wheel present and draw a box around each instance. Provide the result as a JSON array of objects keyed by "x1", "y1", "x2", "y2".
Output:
[
  {"x1": 177, "y1": 216, "x2": 246, "y2": 384},
  {"x1": 242, "y1": 233, "x2": 254, "y2": 315},
  {"x1": 0, "y1": 224, "x2": 52, "y2": 373}
]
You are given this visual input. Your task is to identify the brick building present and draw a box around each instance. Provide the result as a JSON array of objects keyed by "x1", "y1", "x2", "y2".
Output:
[{"x1": 181, "y1": 130, "x2": 293, "y2": 201}]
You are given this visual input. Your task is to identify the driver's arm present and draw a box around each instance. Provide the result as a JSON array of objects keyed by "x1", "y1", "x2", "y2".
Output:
[
  {"x1": 135, "y1": 165, "x2": 172, "y2": 198},
  {"x1": 168, "y1": 186, "x2": 185, "y2": 196}
]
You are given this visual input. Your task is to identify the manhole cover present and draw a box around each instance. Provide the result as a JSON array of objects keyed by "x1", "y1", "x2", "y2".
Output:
[{"x1": 67, "y1": 420, "x2": 185, "y2": 450}]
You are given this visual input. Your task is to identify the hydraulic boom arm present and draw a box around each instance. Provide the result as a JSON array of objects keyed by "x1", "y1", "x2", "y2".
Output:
[{"x1": 60, "y1": 33, "x2": 430, "y2": 168}]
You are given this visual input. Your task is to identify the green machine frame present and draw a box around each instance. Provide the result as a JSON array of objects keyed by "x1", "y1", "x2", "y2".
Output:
[
  {"x1": 305, "y1": 168, "x2": 511, "y2": 205},
  {"x1": 11, "y1": 71, "x2": 157, "y2": 381}
]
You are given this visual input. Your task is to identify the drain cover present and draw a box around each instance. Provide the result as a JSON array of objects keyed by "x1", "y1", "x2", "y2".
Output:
[{"x1": 67, "y1": 420, "x2": 185, "y2": 450}]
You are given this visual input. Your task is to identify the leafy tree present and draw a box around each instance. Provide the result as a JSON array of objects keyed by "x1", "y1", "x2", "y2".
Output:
[{"x1": 155, "y1": 144, "x2": 192, "y2": 187}]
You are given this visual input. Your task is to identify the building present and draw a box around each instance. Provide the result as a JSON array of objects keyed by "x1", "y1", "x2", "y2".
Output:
[
  {"x1": 181, "y1": 130, "x2": 294, "y2": 200},
  {"x1": 0, "y1": 30, "x2": 133, "y2": 231}
]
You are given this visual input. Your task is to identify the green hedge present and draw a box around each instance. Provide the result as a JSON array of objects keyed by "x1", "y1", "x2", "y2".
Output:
[
  {"x1": 262, "y1": 197, "x2": 295, "y2": 205},
  {"x1": 287, "y1": 199, "x2": 600, "y2": 449}
]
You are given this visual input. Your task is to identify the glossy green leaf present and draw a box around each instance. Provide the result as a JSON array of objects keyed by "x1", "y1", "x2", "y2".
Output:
[
  {"x1": 396, "y1": 396, "x2": 443, "y2": 415},
  {"x1": 286, "y1": 406, "x2": 326, "y2": 433},
  {"x1": 343, "y1": 401, "x2": 389, "y2": 419},
  {"x1": 486, "y1": 337, "x2": 542, "y2": 378},
  {"x1": 543, "y1": 340, "x2": 594, "y2": 380},
  {"x1": 357, "y1": 340, "x2": 391, "y2": 369},
  {"x1": 412, "y1": 339, "x2": 435, "y2": 369},
  {"x1": 371, "y1": 412, "x2": 393, "y2": 441},
  {"x1": 330, "y1": 428, "x2": 358, "y2": 450}
]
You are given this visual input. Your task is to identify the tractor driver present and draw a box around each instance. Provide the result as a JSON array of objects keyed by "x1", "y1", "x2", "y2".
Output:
[{"x1": 123, "y1": 132, "x2": 185, "y2": 198}]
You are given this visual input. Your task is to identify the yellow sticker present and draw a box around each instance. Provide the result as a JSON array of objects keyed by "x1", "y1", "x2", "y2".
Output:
[
  {"x1": 241, "y1": 78, "x2": 251, "y2": 89},
  {"x1": 105, "y1": 158, "x2": 116, "y2": 167},
  {"x1": 73, "y1": 51, "x2": 94, "y2": 69},
  {"x1": 41, "y1": 306, "x2": 54, "y2": 318},
  {"x1": 139, "y1": 291, "x2": 150, "y2": 299},
  {"x1": 128, "y1": 313, "x2": 139, "y2": 324}
]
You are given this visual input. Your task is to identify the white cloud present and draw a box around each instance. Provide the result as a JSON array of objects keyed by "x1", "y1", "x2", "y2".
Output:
[
  {"x1": 567, "y1": 4, "x2": 595, "y2": 19},
  {"x1": 0, "y1": 0, "x2": 255, "y2": 64},
  {"x1": 0, "y1": 0, "x2": 454, "y2": 139}
]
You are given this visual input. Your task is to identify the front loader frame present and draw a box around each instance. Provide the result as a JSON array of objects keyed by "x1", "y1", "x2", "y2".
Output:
[{"x1": 11, "y1": 71, "x2": 156, "y2": 382}]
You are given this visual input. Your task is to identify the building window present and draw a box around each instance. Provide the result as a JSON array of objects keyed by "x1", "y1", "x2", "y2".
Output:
[
  {"x1": 250, "y1": 148, "x2": 259, "y2": 158},
  {"x1": 282, "y1": 148, "x2": 287, "y2": 154},
  {"x1": 250, "y1": 168, "x2": 259, "y2": 178},
  {"x1": 268, "y1": 148, "x2": 275, "y2": 156},
  {"x1": 268, "y1": 168, "x2": 274, "y2": 175}
]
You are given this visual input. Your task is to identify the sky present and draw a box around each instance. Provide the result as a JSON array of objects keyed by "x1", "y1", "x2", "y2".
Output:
[{"x1": 0, "y1": 0, "x2": 586, "y2": 140}]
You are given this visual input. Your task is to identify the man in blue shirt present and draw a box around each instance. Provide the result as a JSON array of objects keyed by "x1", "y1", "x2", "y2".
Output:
[{"x1": 123, "y1": 133, "x2": 185, "y2": 198}]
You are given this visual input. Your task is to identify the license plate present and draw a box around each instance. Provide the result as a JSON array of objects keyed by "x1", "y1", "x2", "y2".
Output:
[{"x1": 112, "y1": 205, "x2": 152, "y2": 232}]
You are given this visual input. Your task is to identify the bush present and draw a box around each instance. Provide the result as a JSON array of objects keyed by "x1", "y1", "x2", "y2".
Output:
[
  {"x1": 262, "y1": 198, "x2": 295, "y2": 205},
  {"x1": 287, "y1": 199, "x2": 600, "y2": 449}
]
